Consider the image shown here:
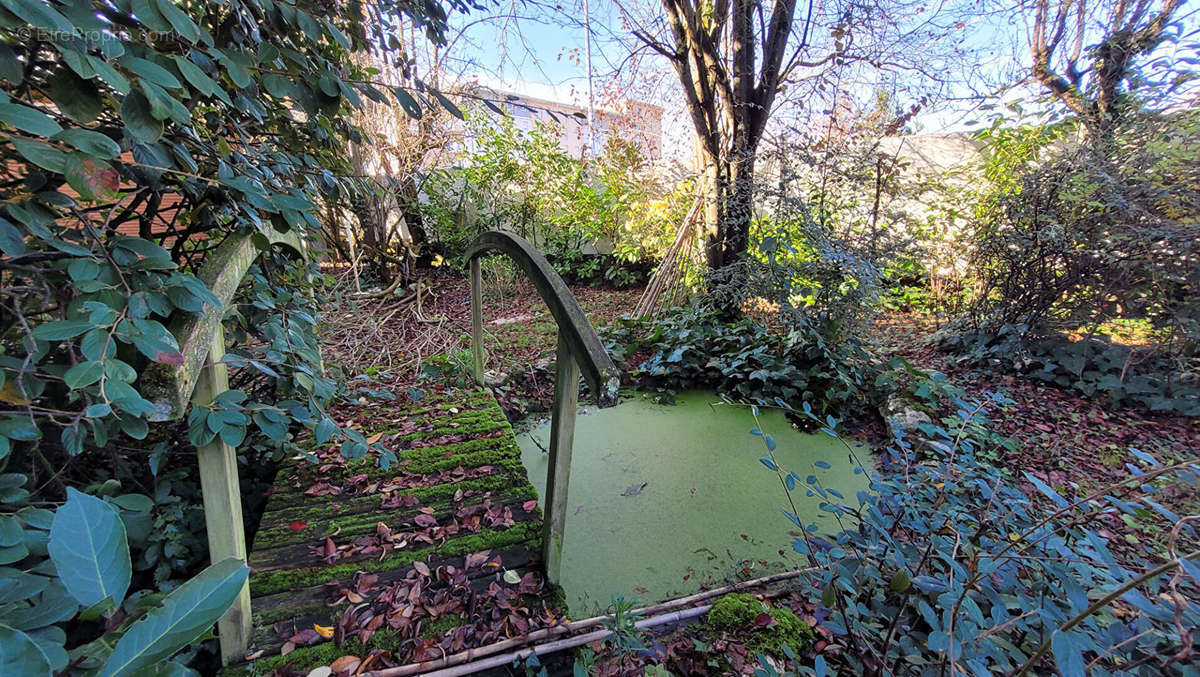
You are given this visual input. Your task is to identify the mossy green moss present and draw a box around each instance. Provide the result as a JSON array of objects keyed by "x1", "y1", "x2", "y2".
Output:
[
  {"x1": 250, "y1": 522, "x2": 540, "y2": 596},
  {"x1": 397, "y1": 418, "x2": 508, "y2": 446},
  {"x1": 222, "y1": 629, "x2": 405, "y2": 676},
  {"x1": 264, "y1": 440, "x2": 522, "y2": 508},
  {"x1": 257, "y1": 472, "x2": 525, "y2": 540},
  {"x1": 419, "y1": 613, "x2": 464, "y2": 639},
  {"x1": 251, "y1": 597, "x2": 332, "y2": 629},
  {"x1": 255, "y1": 483, "x2": 537, "y2": 549},
  {"x1": 705, "y1": 593, "x2": 813, "y2": 656}
]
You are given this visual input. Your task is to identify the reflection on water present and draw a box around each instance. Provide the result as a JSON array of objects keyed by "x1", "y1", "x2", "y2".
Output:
[{"x1": 515, "y1": 391, "x2": 869, "y2": 614}]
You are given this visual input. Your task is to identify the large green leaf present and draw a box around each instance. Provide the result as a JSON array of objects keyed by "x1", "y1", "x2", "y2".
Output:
[
  {"x1": 154, "y1": 0, "x2": 200, "y2": 43},
  {"x1": 0, "y1": 103, "x2": 62, "y2": 137},
  {"x1": 0, "y1": 0, "x2": 72, "y2": 33},
  {"x1": 429, "y1": 87, "x2": 463, "y2": 119},
  {"x1": 98, "y1": 558, "x2": 249, "y2": 677},
  {"x1": 63, "y1": 361, "x2": 104, "y2": 389},
  {"x1": 120, "y1": 91, "x2": 164, "y2": 144},
  {"x1": 0, "y1": 624, "x2": 53, "y2": 677},
  {"x1": 11, "y1": 139, "x2": 67, "y2": 173},
  {"x1": 47, "y1": 488, "x2": 131, "y2": 608},
  {"x1": 46, "y1": 69, "x2": 103, "y2": 123},
  {"x1": 53, "y1": 129, "x2": 121, "y2": 159}
]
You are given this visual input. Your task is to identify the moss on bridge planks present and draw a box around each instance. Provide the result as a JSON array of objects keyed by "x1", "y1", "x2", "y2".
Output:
[{"x1": 235, "y1": 387, "x2": 556, "y2": 675}]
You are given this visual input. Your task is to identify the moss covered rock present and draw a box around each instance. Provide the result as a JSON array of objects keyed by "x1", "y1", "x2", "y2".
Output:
[{"x1": 705, "y1": 593, "x2": 813, "y2": 656}]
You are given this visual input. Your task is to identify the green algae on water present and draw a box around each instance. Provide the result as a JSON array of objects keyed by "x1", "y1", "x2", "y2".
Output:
[{"x1": 516, "y1": 391, "x2": 868, "y2": 614}]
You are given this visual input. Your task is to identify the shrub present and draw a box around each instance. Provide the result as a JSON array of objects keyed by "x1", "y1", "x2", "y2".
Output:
[
  {"x1": 750, "y1": 387, "x2": 1200, "y2": 675},
  {"x1": 420, "y1": 111, "x2": 685, "y2": 283},
  {"x1": 968, "y1": 112, "x2": 1200, "y2": 351},
  {"x1": 605, "y1": 302, "x2": 878, "y2": 419},
  {"x1": 939, "y1": 325, "x2": 1200, "y2": 416},
  {"x1": 604, "y1": 218, "x2": 886, "y2": 417}
]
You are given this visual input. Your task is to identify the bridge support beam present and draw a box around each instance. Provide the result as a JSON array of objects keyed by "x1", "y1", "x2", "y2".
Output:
[
  {"x1": 542, "y1": 333, "x2": 580, "y2": 584},
  {"x1": 192, "y1": 324, "x2": 252, "y2": 663}
]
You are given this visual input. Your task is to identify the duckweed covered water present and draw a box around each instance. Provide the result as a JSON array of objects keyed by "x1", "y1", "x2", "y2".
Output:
[{"x1": 516, "y1": 391, "x2": 869, "y2": 613}]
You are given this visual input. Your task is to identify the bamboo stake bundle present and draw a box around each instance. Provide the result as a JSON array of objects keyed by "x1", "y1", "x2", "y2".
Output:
[
  {"x1": 632, "y1": 196, "x2": 704, "y2": 319},
  {"x1": 361, "y1": 567, "x2": 812, "y2": 677}
]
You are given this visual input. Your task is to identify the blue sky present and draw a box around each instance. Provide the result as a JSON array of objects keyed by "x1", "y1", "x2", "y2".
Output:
[{"x1": 444, "y1": 0, "x2": 1200, "y2": 135}]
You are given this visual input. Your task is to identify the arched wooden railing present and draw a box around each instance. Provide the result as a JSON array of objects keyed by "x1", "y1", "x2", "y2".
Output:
[
  {"x1": 141, "y1": 228, "x2": 307, "y2": 664},
  {"x1": 464, "y1": 231, "x2": 620, "y2": 585}
]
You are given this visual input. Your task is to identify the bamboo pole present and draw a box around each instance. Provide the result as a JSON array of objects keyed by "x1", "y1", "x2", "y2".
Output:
[
  {"x1": 363, "y1": 567, "x2": 814, "y2": 677},
  {"x1": 192, "y1": 324, "x2": 251, "y2": 664}
]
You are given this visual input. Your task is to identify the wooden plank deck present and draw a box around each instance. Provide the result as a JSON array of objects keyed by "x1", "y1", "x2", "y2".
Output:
[{"x1": 227, "y1": 388, "x2": 565, "y2": 675}]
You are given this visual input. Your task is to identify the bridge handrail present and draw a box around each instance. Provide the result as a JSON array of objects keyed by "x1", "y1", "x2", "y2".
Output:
[
  {"x1": 140, "y1": 227, "x2": 306, "y2": 664},
  {"x1": 464, "y1": 230, "x2": 619, "y2": 585},
  {"x1": 142, "y1": 228, "x2": 307, "y2": 421},
  {"x1": 464, "y1": 230, "x2": 620, "y2": 405}
]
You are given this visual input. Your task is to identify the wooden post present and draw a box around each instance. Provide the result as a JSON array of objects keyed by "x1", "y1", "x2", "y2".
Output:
[
  {"x1": 470, "y1": 256, "x2": 485, "y2": 385},
  {"x1": 192, "y1": 324, "x2": 251, "y2": 664},
  {"x1": 542, "y1": 331, "x2": 579, "y2": 585}
]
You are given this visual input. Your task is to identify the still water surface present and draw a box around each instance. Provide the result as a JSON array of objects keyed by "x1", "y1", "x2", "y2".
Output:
[{"x1": 515, "y1": 391, "x2": 868, "y2": 613}]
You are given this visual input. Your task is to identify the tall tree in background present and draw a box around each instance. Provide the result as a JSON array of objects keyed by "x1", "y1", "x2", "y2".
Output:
[
  {"x1": 1026, "y1": 0, "x2": 1186, "y2": 136},
  {"x1": 634, "y1": 0, "x2": 801, "y2": 269}
]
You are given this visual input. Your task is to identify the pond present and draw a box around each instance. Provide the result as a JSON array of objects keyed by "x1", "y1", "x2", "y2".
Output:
[{"x1": 515, "y1": 390, "x2": 870, "y2": 614}]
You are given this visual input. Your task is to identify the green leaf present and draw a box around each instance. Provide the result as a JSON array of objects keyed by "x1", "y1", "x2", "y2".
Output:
[
  {"x1": 85, "y1": 403, "x2": 112, "y2": 418},
  {"x1": 64, "y1": 361, "x2": 104, "y2": 389},
  {"x1": 0, "y1": 103, "x2": 62, "y2": 137},
  {"x1": 46, "y1": 69, "x2": 102, "y2": 123},
  {"x1": 429, "y1": 88, "x2": 462, "y2": 119},
  {"x1": 31, "y1": 320, "x2": 93, "y2": 340},
  {"x1": 154, "y1": 0, "x2": 199, "y2": 42},
  {"x1": 121, "y1": 91, "x2": 163, "y2": 143},
  {"x1": 0, "y1": 0, "x2": 73, "y2": 32},
  {"x1": 314, "y1": 417, "x2": 337, "y2": 444},
  {"x1": 48, "y1": 488, "x2": 131, "y2": 608},
  {"x1": 87, "y1": 56, "x2": 131, "y2": 95},
  {"x1": 68, "y1": 258, "x2": 101, "y2": 281},
  {"x1": 52, "y1": 129, "x2": 120, "y2": 159},
  {"x1": 119, "y1": 416, "x2": 148, "y2": 440},
  {"x1": 261, "y1": 74, "x2": 293, "y2": 99},
  {"x1": 140, "y1": 79, "x2": 185, "y2": 122},
  {"x1": 392, "y1": 86, "x2": 422, "y2": 119},
  {"x1": 1051, "y1": 630, "x2": 1085, "y2": 677},
  {"x1": 98, "y1": 558, "x2": 249, "y2": 677},
  {"x1": 0, "y1": 624, "x2": 53, "y2": 677},
  {"x1": 65, "y1": 154, "x2": 121, "y2": 201},
  {"x1": 122, "y1": 57, "x2": 182, "y2": 90},
  {"x1": 0, "y1": 218, "x2": 25, "y2": 257},
  {"x1": 11, "y1": 139, "x2": 67, "y2": 173},
  {"x1": 0, "y1": 570, "x2": 49, "y2": 603},
  {"x1": 172, "y1": 56, "x2": 216, "y2": 97},
  {"x1": 130, "y1": 0, "x2": 171, "y2": 32},
  {"x1": 0, "y1": 44, "x2": 21, "y2": 84},
  {"x1": 7, "y1": 581, "x2": 77, "y2": 630}
]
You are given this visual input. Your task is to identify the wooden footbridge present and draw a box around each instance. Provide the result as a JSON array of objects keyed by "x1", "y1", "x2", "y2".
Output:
[
  {"x1": 234, "y1": 387, "x2": 556, "y2": 674},
  {"x1": 154, "y1": 230, "x2": 618, "y2": 674}
]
